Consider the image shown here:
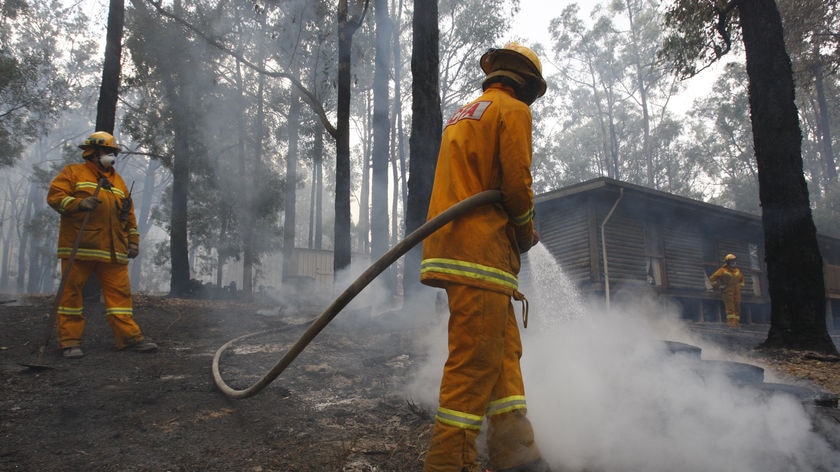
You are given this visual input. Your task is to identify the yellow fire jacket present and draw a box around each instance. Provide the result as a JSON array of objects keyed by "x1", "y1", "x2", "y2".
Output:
[
  {"x1": 47, "y1": 160, "x2": 139, "y2": 264},
  {"x1": 709, "y1": 265, "x2": 744, "y2": 292},
  {"x1": 421, "y1": 83, "x2": 536, "y2": 296}
]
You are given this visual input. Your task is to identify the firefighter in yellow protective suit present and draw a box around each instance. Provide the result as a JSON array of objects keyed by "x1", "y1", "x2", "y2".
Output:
[
  {"x1": 420, "y1": 43, "x2": 551, "y2": 472},
  {"x1": 47, "y1": 131, "x2": 157, "y2": 359},
  {"x1": 709, "y1": 253, "x2": 745, "y2": 328}
]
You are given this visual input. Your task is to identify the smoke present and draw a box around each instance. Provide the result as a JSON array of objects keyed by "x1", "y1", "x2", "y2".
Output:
[{"x1": 406, "y1": 244, "x2": 840, "y2": 472}]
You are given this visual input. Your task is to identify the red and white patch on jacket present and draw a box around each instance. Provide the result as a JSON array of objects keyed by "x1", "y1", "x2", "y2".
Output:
[{"x1": 446, "y1": 100, "x2": 491, "y2": 127}]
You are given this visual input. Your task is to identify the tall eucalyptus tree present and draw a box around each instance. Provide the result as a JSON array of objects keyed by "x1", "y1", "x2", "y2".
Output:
[
  {"x1": 404, "y1": 0, "x2": 441, "y2": 297},
  {"x1": 542, "y1": 1, "x2": 684, "y2": 189}
]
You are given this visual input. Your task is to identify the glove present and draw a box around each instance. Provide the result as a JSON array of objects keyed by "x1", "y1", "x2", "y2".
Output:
[
  {"x1": 519, "y1": 230, "x2": 540, "y2": 254},
  {"x1": 78, "y1": 196, "x2": 101, "y2": 211},
  {"x1": 127, "y1": 242, "x2": 139, "y2": 259}
]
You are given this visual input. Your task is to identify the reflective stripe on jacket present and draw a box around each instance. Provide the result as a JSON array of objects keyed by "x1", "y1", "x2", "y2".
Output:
[
  {"x1": 421, "y1": 83, "x2": 535, "y2": 295},
  {"x1": 47, "y1": 160, "x2": 139, "y2": 264}
]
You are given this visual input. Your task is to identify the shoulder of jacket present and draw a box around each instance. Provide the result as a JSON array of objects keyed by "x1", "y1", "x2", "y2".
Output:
[{"x1": 60, "y1": 162, "x2": 88, "y2": 176}]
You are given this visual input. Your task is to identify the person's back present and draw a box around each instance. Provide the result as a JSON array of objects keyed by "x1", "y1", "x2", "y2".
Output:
[
  {"x1": 421, "y1": 83, "x2": 535, "y2": 296},
  {"x1": 710, "y1": 254, "x2": 744, "y2": 328}
]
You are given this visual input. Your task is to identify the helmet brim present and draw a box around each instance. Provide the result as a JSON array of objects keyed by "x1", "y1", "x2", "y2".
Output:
[
  {"x1": 480, "y1": 48, "x2": 547, "y2": 99},
  {"x1": 79, "y1": 144, "x2": 119, "y2": 153}
]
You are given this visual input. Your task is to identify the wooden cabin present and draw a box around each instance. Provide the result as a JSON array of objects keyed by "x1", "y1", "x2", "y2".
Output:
[{"x1": 533, "y1": 177, "x2": 840, "y2": 329}]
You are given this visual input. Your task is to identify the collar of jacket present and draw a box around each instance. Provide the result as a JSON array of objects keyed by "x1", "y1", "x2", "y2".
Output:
[{"x1": 485, "y1": 82, "x2": 518, "y2": 98}]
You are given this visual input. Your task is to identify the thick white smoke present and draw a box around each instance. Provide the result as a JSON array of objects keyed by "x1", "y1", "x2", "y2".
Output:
[{"x1": 408, "y1": 244, "x2": 840, "y2": 472}]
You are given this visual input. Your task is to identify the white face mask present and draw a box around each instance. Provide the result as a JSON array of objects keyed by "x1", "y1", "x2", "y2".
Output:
[{"x1": 99, "y1": 153, "x2": 116, "y2": 169}]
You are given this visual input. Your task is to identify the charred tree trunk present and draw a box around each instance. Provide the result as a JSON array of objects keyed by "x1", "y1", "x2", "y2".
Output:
[
  {"x1": 334, "y1": 0, "x2": 363, "y2": 273},
  {"x1": 169, "y1": 116, "x2": 191, "y2": 296},
  {"x1": 738, "y1": 0, "x2": 837, "y2": 355},
  {"x1": 95, "y1": 0, "x2": 124, "y2": 133},
  {"x1": 404, "y1": 0, "x2": 441, "y2": 299}
]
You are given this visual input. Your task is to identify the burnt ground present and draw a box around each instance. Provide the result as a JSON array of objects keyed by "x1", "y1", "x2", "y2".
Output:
[
  {"x1": 1, "y1": 293, "x2": 840, "y2": 472},
  {"x1": 1, "y1": 294, "x2": 435, "y2": 472}
]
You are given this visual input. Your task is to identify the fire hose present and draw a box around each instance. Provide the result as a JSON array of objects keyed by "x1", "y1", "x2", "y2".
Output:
[{"x1": 212, "y1": 190, "x2": 502, "y2": 398}]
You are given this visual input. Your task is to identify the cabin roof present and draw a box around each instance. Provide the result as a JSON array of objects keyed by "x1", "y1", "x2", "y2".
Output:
[
  {"x1": 535, "y1": 177, "x2": 840, "y2": 254},
  {"x1": 536, "y1": 177, "x2": 761, "y2": 224}
]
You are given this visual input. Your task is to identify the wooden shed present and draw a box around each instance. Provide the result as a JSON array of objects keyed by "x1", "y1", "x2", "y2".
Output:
[{"x1": 533, "y1": 177, "x2": 840, "y2": 328}]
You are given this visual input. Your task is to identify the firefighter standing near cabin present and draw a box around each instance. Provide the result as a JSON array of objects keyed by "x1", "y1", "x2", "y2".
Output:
[
  {"x1": 47, "y1": 131, "x2": 157, "y2": 358},
  {"x1": 420, "y1": 43, "x2": 551, "y2": 472},
  {"x1": 709, "y1": 253, "x2": 745, "y2": 328}
]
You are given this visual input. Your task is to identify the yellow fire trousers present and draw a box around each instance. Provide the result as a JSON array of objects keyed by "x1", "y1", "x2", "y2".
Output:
[
  {"x1": 424, "y1": 284, "x2": 542, "y2": 472},
  {"x1": 56, "y1": 259, "x2": 144, "y2": 349},
  {"x1": 722, "y1": 287, "x2": 742, "y2": 328}
]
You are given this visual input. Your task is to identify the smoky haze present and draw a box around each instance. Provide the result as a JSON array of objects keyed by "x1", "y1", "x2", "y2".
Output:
[{"x1": 405, "y1": 244, "x2": 840, "y2": 472}]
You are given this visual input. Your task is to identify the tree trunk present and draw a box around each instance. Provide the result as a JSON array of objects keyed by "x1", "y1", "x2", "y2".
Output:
[
  {"x1": 391, "y1": 0, "x2": 407, "y2": 252},
  {"x1": 334, "y1": 0, "x2": 360, "y2": 273},
  {"x1": 129, "y1": 159, "x2": 159, "y2": 289},
  {"x1": 0, "y1": 211, "x2": 10, "y2": 291},
  {"x1": 95, "y1": 0, "x2": 124, "y2": 134},
  {"x1": 358, "y1": 96, "x2": 371, "y2": 254},
  {"x1": 813, "y1": 62, "x2": 837, "y2": 184},
  {"x1": 372, "y1": 0, "x2": 394, "y2": 291},
  {"x1": 24, "y1": 184, "x2": 42, "y2": 294},
  {"x1": 404, "y1": 0, "x2": 441, "y2": 298},
  {"x1": 16, "y1": 183, "x2": 35, "y2": 293},
  {"x1": 309, "y1": 127, "x2": 325, "y2": 250},
  {"x1": 283, "y1": 92, "x2": 302, "y2": 281},
  {"x1": 738, "y1": 0, "x2": 837, "y2": 354},
  {"x1": 169, "y1": 115, "x2": 191, "y2": 296}
]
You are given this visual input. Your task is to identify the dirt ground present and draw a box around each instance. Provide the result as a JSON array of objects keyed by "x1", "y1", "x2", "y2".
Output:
[
  {"x1": 1, "y1": 293, "x2": 839, "y2": 472},
  {"x1": 1, "y1": 294, "x2": 436, "y2": 472}
]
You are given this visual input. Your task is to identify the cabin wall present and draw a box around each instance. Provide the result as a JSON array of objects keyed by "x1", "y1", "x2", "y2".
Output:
[
  {"x1": 536, "y1": 201, "x2": 594, "y2": 288},
  {"x1": 598, "y1": 208, "x2": 648, "y2": 290},
  {"x1": 535, "y1": 194, "x2": 773, "y2": 319},
  {"x1": 534, "y1": 181, "x2": 840, "y2": 328}
]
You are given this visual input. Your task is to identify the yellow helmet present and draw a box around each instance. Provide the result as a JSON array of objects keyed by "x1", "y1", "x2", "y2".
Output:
[
  {"x1": 480, "y1": 42, "x2": 547, "y2": 104},
  {"x1": 79, "y1": 131, "x2": 120, "y2": 158},
  {"x1": 724, "y1": 254, "x2": 737, "y2": 262}
]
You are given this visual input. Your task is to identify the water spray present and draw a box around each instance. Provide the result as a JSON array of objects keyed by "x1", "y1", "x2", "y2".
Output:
[{"x1": 212, "y1": 190, "x2": 502, "y2": 398}]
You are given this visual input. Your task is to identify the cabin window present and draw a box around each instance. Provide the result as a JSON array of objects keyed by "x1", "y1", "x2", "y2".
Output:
[
  {"x1": 749, "y1": 242, "x2": 761, "y2": 296},
  {"x1": 644, "y1": 224, "x2": 663, "y2": 286},
  {"x1": 748, "y1": 243, "x2": 760, "y2": 269}
]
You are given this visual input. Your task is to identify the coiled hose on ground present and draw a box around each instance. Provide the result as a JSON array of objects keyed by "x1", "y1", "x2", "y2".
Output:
[{"x1": 212, "y1": 190, "x2": 502, "y2": 398}]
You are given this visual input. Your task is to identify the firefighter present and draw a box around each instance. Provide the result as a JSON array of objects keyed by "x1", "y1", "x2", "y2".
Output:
[
  {"x1": 420, "y1": 43, "x2": 551, "y2": 472},
  {"x1": 709, "y1": 253, "x2": 745, "y2": 328},
  {"x1": 47, "y1": 131, "x2": 157, "y2": 358}
]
